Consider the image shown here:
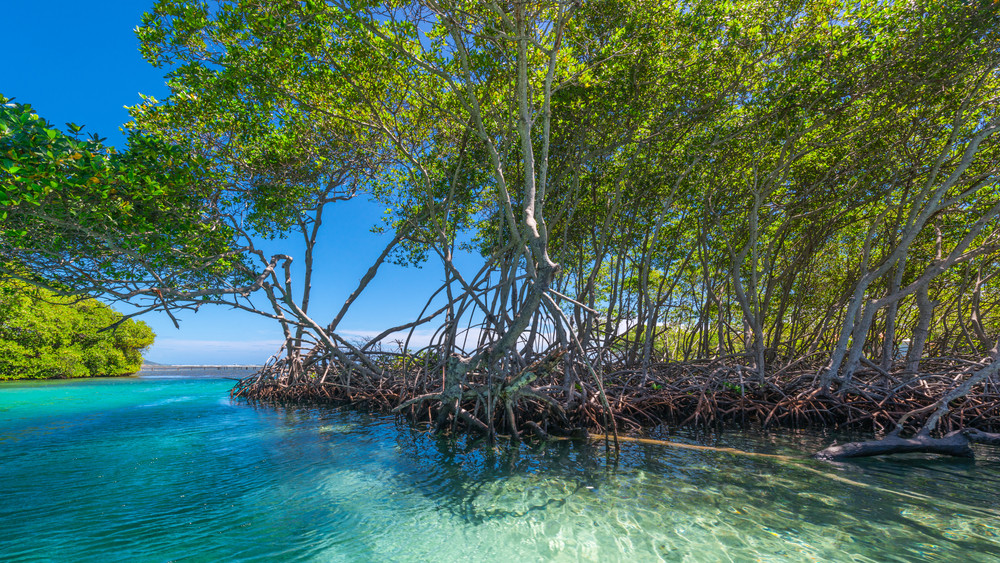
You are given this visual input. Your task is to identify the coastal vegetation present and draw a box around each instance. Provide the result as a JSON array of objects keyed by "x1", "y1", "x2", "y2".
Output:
[
  {"x1": 3, "y1": 0, "x2": 1000, "y2": 457},
  {"x1": 0, "y1": 280, "x2": 155, "y2": 379}
]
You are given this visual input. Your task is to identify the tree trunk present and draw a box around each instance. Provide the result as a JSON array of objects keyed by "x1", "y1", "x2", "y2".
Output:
[
  {"x1": 814, "y1": 430, "x2": 974, "y2": 460},
  {"x1": 906, "y1": 284, "x2": 935, "y2": 374},
  {"x1": 880, "y1": 261, "x2": 906, "y2": 371}
]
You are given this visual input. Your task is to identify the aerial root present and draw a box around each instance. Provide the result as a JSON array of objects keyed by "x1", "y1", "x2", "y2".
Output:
[{"x1": 230, "y1": 355, "x2": 1000, "y2": 440}]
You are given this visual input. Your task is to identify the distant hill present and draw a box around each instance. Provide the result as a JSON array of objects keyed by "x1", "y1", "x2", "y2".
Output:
[{"x1": 141, "y1": 360, "x2": 168, "y2": 366}]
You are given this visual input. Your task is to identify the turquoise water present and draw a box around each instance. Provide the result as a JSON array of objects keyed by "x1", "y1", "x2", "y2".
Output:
[{"x1": 1, "y1": 375, "x2": 999, "y2": 562}]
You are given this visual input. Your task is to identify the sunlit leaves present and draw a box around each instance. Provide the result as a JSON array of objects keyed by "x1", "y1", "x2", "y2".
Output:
[
  {"x1": 0, "y1": 278, "x2": 155, "y2": 379},
  {"x1": 0, "y1": 96, "x2": 245, "y2": 300}
]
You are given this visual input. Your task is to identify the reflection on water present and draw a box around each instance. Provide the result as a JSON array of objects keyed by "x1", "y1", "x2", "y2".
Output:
[{"x1": 0, "y1": 375, "x2": 998, "y2": 562}]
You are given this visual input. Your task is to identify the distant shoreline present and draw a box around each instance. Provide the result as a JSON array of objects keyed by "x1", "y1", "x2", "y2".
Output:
[
  {"x1": 0, "y1": 366, "x2": 264, "y2": 383},
  {"x1": 139, "y1": 365, "x2": 262, "y2": 373}
]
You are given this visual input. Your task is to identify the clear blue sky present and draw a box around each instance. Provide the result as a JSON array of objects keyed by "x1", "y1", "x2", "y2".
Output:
[{"x1": 2, "y1": 1, "x2": 463, "y2": 364}]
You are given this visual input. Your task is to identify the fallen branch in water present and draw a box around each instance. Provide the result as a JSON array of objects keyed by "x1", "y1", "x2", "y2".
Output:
[
  {"x1": 814, "y1": 341, "x2": 1000, "y2": 460},
  {"x1": 813, "y1": 428, "x2": 1000, "y2": 460}
]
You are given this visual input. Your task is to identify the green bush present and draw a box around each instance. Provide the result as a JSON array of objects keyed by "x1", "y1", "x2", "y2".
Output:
[{"x1": 0, "y1": 281, "x2": 155, "y2": 380}]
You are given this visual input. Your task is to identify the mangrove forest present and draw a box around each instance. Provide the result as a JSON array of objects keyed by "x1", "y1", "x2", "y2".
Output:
[{"x1": 3, "y1": 0, "x2": 1000, "y2": 460}]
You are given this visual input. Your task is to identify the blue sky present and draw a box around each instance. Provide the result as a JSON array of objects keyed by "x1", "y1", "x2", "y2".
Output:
[{"x1": 2, "y1": 1, "x2": 461, "y2": 364}]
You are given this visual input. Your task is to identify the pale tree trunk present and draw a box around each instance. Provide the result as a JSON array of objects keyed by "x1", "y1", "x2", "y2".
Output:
[
  {"x1": 880, "y1": 261, "x2": 906, "y2": 372},
  {"x1": 840, "y1": 300, "x2": 878, "y2": 386},
  {"x1": 906, "y1": 283, "x2": 935, "y2": 374},
  {"x1": 969, "y1": 266, "x2": 995, "y2": 353}
]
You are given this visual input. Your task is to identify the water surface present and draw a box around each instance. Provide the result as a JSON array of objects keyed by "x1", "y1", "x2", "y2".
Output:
[{"x1": 1, "y1": 375, "x2": 998, "y2": 561}]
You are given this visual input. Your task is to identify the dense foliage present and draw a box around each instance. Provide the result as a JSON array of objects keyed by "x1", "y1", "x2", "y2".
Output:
[
  {"x1": 0, "y1": 96, "x2": 252, "y2": 324},
  {"x1": 0, "y1": 281, "x2": 155, "y2": 379},
  {"x1": 3, "y1": 0, "x2": 999, "y2": 439}
]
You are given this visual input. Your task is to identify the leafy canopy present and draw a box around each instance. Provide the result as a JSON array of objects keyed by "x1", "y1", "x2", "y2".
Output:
[{"x1": 0, "y1": 96, "x2": 247, "y2": 312}]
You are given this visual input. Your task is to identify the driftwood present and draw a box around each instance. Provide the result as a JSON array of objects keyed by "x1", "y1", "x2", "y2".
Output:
[
  {"x1": 814, "y1": 346, "x2": 1000, "y2": 460},
  {"x1": 814, "y1": 428, "x2": 1000, "y2": 460}
]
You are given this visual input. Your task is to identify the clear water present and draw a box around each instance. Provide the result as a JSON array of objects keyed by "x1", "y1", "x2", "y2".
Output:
[{"x1": 1, "y1": 375, "x2": 998, "y2": 562}]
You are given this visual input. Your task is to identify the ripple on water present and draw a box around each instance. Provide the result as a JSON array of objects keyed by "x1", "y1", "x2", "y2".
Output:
[{"x1": 2, "y1": 376, "x2": 1000, "y2": 562}]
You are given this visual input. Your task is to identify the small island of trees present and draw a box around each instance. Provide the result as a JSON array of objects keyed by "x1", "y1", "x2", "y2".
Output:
[
  {"x1": 0, "y1": 280, "x2": 154, "y2": 380},
  {"x1": 3, "y1": 0, "x2": 1000, "y2": 459}
]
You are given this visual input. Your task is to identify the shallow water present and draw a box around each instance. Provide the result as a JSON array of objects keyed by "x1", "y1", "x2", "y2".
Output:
[{"x1": 1, "y1": 375, "x2": 998, "y2": 562}]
